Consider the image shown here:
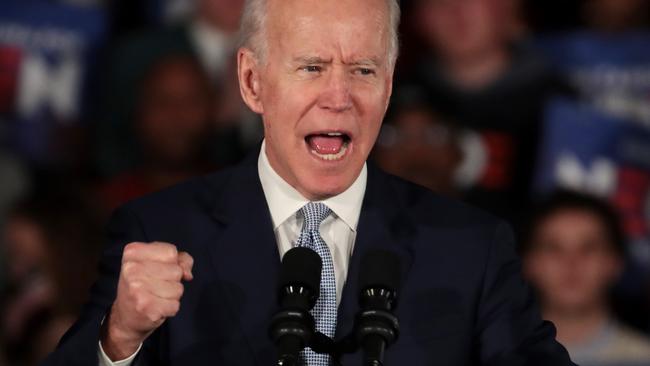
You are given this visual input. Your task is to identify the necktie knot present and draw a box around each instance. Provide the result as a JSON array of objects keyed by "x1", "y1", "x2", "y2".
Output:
[{"x1": 300, "y1": 202, "x2": 331, "y2": 233}]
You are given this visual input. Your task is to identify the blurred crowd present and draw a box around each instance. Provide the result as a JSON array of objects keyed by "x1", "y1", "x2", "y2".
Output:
[{"x1": 0, "y1": 0, "x2": 649, "y2": 365}]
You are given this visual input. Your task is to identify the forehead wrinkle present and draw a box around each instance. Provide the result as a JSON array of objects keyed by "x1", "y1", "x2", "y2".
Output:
[
  {"x1": 291, "y1": 53, "x2": 382, "y2": 67},
  {"x1": 269, "y1": 0, "x2": 392, "y2": 68},
  {"x1": 292, "y1": 55, "x2": 333, "y2": 64},
  {"x1": 330, "y1": 11, "x2": 390, "y2": 68}
]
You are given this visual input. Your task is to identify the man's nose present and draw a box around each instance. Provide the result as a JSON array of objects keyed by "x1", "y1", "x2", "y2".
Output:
[{"x1": 318, "y1": 68, "x2": 353, "y2": 112}]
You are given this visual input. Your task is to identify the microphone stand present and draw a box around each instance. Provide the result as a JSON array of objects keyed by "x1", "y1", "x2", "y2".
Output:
[{"x1": 274, "y1": 306, "x2": 399, "y2": 366}]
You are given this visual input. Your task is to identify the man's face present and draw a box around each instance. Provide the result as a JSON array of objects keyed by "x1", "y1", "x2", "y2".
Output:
[
  {"x1": 239, "y1": 0, "x2": 394, "y2": 200},
  {"x1": 3, "y1": 216, "x2": 46, "y2": 281},
  {"x1": 137, "y1": 57, "x2": 213, "y2": 167},
  {"x1": 374, "y1": 109, "x2": 462, "y2": 195},
  {"x1": 524, "y1": 209, "x2": 622, "y2": 315},
  {"x1": 417, "y1": 0, "x2": 509, "y2": 61}
]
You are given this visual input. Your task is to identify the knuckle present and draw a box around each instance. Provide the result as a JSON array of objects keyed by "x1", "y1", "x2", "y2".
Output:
[
  {"x1": 171, "y1": 266, "x2": 183, "y2": 281},
  {"x1": 164, "y1": 245, "x2": 179, "y2": 262},
  {"x1": 134, "y1": 296, "x2": 149, "y2": 314},
  {"x1": 146, "y1": 310, "x2": 161, "y2": 324},
  {"x1": 185, "y1": 254, "x2": 194, "y2": 267},
  {"x1": 127, "y1": 280, "x2": 142, "y2": 294},
  {"x1": 122, "y1": 261, "x2": 136, "y2": 277},
  {"x1": 123, "y1": 243, "x2": 141, "y2": 258},
  {"x1": 179, "y1": 251, "x2": 192, "y2": 261},
  {"x1": 176, "y1": 283, "x2": 185, "y2": 298},
  {"x1": 169, "y1": 301, "x2": 180, "y2": 315}
]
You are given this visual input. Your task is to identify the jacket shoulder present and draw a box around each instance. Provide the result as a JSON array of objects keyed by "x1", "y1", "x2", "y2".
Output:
[
  {"x1": 117, "y1": 166, "x2": 236, "y2": 217},
  {"x1": 379, "y1": 171, "x2": 506, "y2": 231}
]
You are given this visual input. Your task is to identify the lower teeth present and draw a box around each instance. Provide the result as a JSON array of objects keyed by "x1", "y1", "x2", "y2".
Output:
[{"x1": 312, "y1": 142, "x2": 348, "y2": 161}]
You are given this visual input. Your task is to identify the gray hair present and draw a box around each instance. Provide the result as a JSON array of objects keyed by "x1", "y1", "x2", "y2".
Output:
[{"x1": 237, "y1": 0, "x2": 401, "y2": 68}]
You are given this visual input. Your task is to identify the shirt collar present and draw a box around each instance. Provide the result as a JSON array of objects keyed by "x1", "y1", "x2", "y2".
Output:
[{"x1": 258, "y1": 140, "x2": 367, "y2": 231}]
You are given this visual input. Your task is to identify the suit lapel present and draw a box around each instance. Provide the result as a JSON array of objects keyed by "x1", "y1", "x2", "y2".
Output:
[
  {"x1": 335, "y1": 165, "x2": 415, "y2": 358},
  {"x1": 204, "y1": 150, "x2": 280, "y2": 364}
]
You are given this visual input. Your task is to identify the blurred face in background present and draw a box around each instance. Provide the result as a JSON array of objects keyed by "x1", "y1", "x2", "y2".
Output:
[
  {"x1": 2, "y1": 215, "x2": 51, "y2": 351},
  {"x1": 2, "y1": 216, "x2": 46, "y2": 282},
  {"x1": 524, "y1": 208, "x2": 623, "y2": 315},
  {"x1": 136, "y1": 56, "x2": 213, "y2": 169},
  {"x1": 2, "y1": 216, "x2": 45, "y2": 281},
  {"x1": 239, "y1": 0, "x2": 394, "y2": 200},
  {"x1": 416, "y1": 0, "x2": 512, "y2": 62},
  {"x1": 374, "y1": 108, "x2": 462, "y2": 195},
  {"x1": 197, "y1": 0, "x2": 245, "y2": 33},
  {"x1": 583, "y1": 0, "x2": 649, "y2": 31}
]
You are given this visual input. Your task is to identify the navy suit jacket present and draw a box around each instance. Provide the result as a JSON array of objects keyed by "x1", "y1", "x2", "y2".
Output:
[{"x1": 44, "y1": 151, "x2": 576, "y2": 365}]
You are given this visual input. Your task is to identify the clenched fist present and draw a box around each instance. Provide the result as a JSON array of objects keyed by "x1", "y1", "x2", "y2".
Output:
[{"x1": 100, "y1": 242, "x2": 194, "y2": 360}]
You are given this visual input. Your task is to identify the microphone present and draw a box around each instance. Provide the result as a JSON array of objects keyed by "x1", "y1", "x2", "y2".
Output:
[
  {"x1": 356, "y1": 250, "x2": 401, "y2": 366},
  {"x1": 269, "y1": 247, "x2": 322, "y2": 366}
]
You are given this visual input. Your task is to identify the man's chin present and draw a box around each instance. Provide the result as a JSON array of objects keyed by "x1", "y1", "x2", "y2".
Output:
[{"x1": 297, "y1": 174, "x2": 355, "y2": 201}]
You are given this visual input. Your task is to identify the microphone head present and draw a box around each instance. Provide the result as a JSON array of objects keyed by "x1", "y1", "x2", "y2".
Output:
[
  {"x1": 280, "y1": 246, "x2": 322, "y2": 296},
  {"x1": 359, "y1": 250, "x2": 401, "y2": 293}
]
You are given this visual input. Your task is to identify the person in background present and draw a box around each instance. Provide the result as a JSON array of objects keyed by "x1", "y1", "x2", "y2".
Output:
[
  {"x1": 186, "y1": 0, "x2": 245, "y2": 83},
  {"x1": 403, "y1": 0, "x2": 572, "y2": 226},
  {"x1": 98, "y1": 54, "x2": 217, "y2": 212},
  {"x1": 185, "y1": 0, "x2": 262, "y2": 152},
  {"x1": 582, "y1": 0, "x2": 649, "y2": 32},
  {"x1": 522, "y1": 190, "x2": 650, "y2": 366},
  {"x1": 373, "y1": 89, "x2": 463, "y2": 196},
  {"x1": 0, "y1": 185, "x2": 102, "y2": 366},
  {"x1": 96, "y1": 0, "x2": 248, "y2": 178},
  {"x1": 0, "y1": 150, "x2": 30, "y2": 290},
  {"x1": 108, "y1": 0, "x2": 244, "y2": 89}
]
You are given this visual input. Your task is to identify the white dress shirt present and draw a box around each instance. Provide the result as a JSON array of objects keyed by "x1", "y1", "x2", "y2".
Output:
[{"x1": 99, "y1": 141, "x2": 367, "y2": 365}]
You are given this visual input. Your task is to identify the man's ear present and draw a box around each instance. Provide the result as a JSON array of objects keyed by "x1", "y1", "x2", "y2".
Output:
[{"x1": 237, "y1": 47, "x2": 264, "y2": 114}]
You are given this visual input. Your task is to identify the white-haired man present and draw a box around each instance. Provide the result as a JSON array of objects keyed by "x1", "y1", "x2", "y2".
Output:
[{"x1": 44, "y1": 0, "x2": 576, "y2": 365}]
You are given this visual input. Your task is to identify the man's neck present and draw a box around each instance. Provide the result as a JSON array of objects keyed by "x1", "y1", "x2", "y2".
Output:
[{"x1": 543, "y1": 302, "x2": 610, "y2": 347}]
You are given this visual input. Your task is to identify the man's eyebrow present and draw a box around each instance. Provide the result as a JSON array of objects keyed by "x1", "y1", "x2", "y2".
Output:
[
  {"x1": 349, "y1": 57, "x2": 382, "y2": 67},
  {"x1": 292, "y1": 56, "x2": 382, "y2": 66}
]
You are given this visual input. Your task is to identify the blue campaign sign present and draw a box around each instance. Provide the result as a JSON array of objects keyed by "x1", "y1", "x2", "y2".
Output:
[
  {"x1": 535, "y1": 31, "x2": 650, "y2": 126},
  {"x1": 536, "y1": 98, "x2": 620, "y2": 196},
  {"x1": 537, "y1": 31, "x2": 650, "y2": 66},
  {"x1": 536, "y1": 98, "x2": 650, "y2": 267},
  {"x1": 0, "y1": 0, "x2": 107, "y2": 161}
]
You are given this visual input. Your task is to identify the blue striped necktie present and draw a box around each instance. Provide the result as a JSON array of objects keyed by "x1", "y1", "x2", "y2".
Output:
[{"x1": 295, "y1": 202, "x2": 336, "y2": 366}]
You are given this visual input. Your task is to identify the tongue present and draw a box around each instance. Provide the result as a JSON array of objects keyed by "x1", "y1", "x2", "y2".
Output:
[{"x1": 308, "y1": 135, "x2": 345, "y2": 155}]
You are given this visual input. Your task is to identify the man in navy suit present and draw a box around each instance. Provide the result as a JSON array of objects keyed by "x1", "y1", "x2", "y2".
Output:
[{"x1": 44, "y1": 0, "x2": 577, "y2": 365}]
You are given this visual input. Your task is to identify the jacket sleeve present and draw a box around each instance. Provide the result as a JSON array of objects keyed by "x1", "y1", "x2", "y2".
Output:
[
  {"x1": 41, "y1": 205, "x2": 152, "y2": 366},
  {"x1": 475, "y1": 221, "x2": 578, "y2": 366}
]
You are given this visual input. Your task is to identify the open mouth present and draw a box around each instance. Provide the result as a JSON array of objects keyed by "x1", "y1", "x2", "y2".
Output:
[{"x1": 305, "y1": 132, "x2": 352, "y2": 161}]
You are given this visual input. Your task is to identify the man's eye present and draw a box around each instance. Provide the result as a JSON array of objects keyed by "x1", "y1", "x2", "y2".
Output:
[
  {"x1": 357, "y1": 68, "x2": 376, "y2": 76},
  {"x1": 301, "y1": 65, "x2": 321, "y2": 73}
]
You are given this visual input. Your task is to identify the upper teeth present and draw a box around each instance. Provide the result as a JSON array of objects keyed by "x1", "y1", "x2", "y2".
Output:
[{"x1": 326, "y1": 132, "x2": 343, "y2": 136}]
